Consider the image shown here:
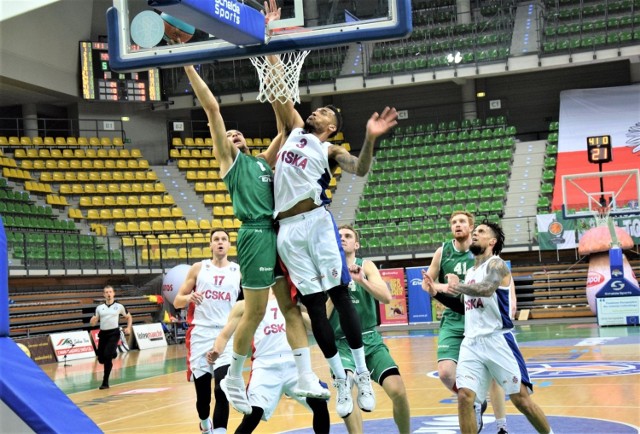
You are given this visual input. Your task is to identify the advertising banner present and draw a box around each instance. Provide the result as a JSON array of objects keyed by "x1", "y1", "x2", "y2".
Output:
[
  {"x1": 50, "y1": 331, "x2": 96, "y2": 362},
  {"x1": 14, "y1": 335, "x2": 56, "y2": 365},
  {"x1": 378, "y1": 268, "x2": 408, "y2": 326},
  {"x1": 132, "y1": 323, "x2": 167, "y2": 349},
  {"x1": 537, "y1": 212, "x2": 577, "y2": 250},
  {"x1": 405, "y1": 266, "x2": 432, "y2": 323}
]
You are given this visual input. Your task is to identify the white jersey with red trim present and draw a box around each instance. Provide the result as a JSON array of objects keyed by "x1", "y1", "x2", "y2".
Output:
[
  {"x1": 187, "y1": 259, "x2": 241, "y2": 328},
  {"x1": 251, "y1": 299, "x2": 292, "y2": 369},
  {"x1": 273, "y1": 127, "x2": 332, "y2": 216},
  {"x1": 463, "y1": 256, "x2": 513, "y2": 339}
]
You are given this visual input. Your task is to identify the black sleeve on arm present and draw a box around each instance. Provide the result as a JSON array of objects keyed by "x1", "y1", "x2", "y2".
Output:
[{"x1": 434, "y1": 293, "x2": 465, "y2": 315}]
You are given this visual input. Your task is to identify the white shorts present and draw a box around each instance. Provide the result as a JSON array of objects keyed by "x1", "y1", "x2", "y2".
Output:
[
  {"x1": 277, "y1": 206, "x2": 350, "y2": 296},
  {"x1": 187, "y1": 325, "x2": 233, "y2": 380},
  {"x1": 456, "y1": 331, "x2": 532, "y2": 400},
  {"x1": 247, "y1": 356, "x2": 310, "y2": 421}
]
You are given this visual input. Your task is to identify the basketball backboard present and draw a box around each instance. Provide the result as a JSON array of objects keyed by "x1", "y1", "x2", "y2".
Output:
[
  {"x1": 106, "y1": 0, "x2": 412, "y2": 72},
  {"x1": 561, "y1": 169, "x2": 640, "y2": 219}
]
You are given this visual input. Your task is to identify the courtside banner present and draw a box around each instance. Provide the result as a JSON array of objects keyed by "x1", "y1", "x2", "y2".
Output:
[
  {"x1": 14, "y1": 335, "x2": 56, "y2": 365},
  {"x1": 378, "y1": 268, "x2": 409, "y2": 326},
  {"x1": 50, "y1": 331, "x2": 96, "y2": 362},
  {"x1": 132, "y1": 323, "x2": 167, "y2": 349},
  {"x1": 406, "y1": 266, "x2": 432, "y2": 324}
]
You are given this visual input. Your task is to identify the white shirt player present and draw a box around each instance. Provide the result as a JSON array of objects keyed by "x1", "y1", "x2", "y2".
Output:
[
  {"x1": 250, "y1": 298, "x2": 291, "y2": 369},
  {"x1": 273, "y1": 127, "x2": 333, "y2": 216},
  {"x1": 463, "y1": 256, "x2": 513, "y2": 339},
  {"x1": 188, "y1": 259, "x2": 241, "y2": 328}
]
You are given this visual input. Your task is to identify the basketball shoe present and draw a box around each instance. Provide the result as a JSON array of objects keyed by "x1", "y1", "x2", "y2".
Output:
[
  {"x1": 474, "y1": 400, "x2": 487, "y2": 433},
  {"x1": 199, "y1": 418, "x2": 212, "y2": 434},
  {"x1": 354, "y1": 370, "x2": 376, "y2": 412},
  {"x1": 221, "y1": 375, "x2": 252, "y2": 415},
  {"x1": 294, "y1": 372, "x2": 331, "y2": 399},
  {"x1": 333, "y1": 377, "x2": 354, "y2": 418}
]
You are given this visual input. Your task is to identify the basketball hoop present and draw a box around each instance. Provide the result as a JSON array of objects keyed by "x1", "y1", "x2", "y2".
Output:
[
  {"x1": 591, "y1": 205, "x2": 611, "y2": 227},
  {"x1": 250, "y1": 50, "x2": 310, "y2": 104}
]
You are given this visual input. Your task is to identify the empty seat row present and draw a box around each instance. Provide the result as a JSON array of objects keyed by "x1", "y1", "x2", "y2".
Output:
[
  {"x1": 86, "y1": 207, "x2": 183, "y2": 220},
  {"x1": 140, "y1": 245, "x2": 237, "y2": 261},
  {"x1": 115, "y1": 218, "x2": 241, "y2": 233},
  {"x1": 56, "y1": 182, "x2": 167, "y2": 194},
  {"x1": 40, "y1": 170, "x2": 157, "y2": 183},
  {"x1": 14, "y1": 148, "x2": 140, "y2": 159},
  {"x1": 75, "y1": 194, "x2": 173, "y2": 206},
  {"x1": 22, "y1": 159, "x2": 149, "y2": 170},
  {"x1": 0, "y1": 136, "x2": 123, "y2": 147}
]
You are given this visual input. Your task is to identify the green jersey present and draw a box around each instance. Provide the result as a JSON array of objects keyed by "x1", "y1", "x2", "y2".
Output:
[
  {"x1": 222, "y1": 152, "x2": 274, "y2": 223},
  {"x1": 438, "y1": 240, "x2": 474, "y2": 325},
  {"x1": 329, "y1": 258, "x2": 379, "y2": 339}
]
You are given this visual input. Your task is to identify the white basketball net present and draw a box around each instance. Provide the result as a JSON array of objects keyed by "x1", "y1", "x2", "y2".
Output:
[{"x1": 250, "y1": 50, "x2": 310, "y2": 104}]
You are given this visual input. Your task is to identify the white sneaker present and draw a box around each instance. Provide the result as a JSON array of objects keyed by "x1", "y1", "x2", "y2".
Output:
[
  {"x1": 199, "y1": 418, "x2": 213, "y2": 434},
  {"x1": 474, "y1": 400, "x2": 487, "y2": 433},
  {"x1": 220, "y1": 375, "x2": 252, "y2": 415},
  {"x1": 333, "y1": 377, "x2": 354, "y2": 418},
  {"x1": 294, "y1": 372, "x2": 331, "y2": 399},
  {"x1": 354, "y1": 370, "x2": 376, "y2": 412}
]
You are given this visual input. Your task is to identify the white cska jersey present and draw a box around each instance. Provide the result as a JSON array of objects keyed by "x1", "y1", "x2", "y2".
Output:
[
  {"x1": 274, "y1": 128, "x2": 332, "y2": 216},
  {"x1": 188, "y1": 259, "x2": 241, "y2": 328},
  {"x1": 251, "y1": 298, "x2": 292, "y2": 369},
  {"x1": 463, "y1": 256, "x2": 513, "y2": 339}
]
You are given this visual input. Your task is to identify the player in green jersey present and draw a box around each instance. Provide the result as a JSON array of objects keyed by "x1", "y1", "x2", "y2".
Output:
[
  {"x1": 422, "y1": 211, "x2": 513, "y2": 434},
  {"x1": 326, "y1": 224, "x2": 410, "y2": 433},
  {"x1": 183, "y1": 50, "x2": 328, "y2": 418}
]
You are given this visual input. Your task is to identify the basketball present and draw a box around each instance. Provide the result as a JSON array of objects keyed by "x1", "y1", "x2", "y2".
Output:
[{"x1": 160, "y1": 13, "x2": 195, "y2": 43}]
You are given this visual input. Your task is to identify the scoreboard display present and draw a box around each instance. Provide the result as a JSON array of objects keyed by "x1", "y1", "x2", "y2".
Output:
[
  {"x1": 587, "y1": 135, "x2": 612, "y2": 163},
  {"x1": 80, "y1": 41, "x2": 162, "y2": 102}
]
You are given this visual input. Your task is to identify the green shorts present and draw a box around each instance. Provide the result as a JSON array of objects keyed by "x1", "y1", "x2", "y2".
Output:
[
  {"x1": 237, "y1": 221, "x2": 277, "y2": 290},
  {"x1": 335, "y1": 331, "x2": 397, "y2": 384},
  {"x1": 437, "y1": 309, "x2": 465, "y2": 362}
]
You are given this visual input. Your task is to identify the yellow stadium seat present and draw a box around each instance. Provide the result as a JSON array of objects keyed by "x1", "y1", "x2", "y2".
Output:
[
  {"x1": 195, "y1": 138, "x2": 205, "y2": 146},
  {"x1": 233, "y1": 218, "x2": 241, "y2": 229},
  {"x1": 190, "y1": 247, "x2": 203, "y2": 258},
  {"x1": 148, "y1": 208, "x2": 160, "y2": 218},
  {"x1": 131, "y1": 149, "x2": 141, "y2": 158},
  {"x1": 139, "y1": 160, "x2": 149, "y2": 169},
  {"x1": 21, "y1": 160, "x2": 33, "y2": 169},
  {"x1": 127, "y1": 221, "x2": 140, "y2": 232},
  {"x1": 0, "y1": 137, "x2": 7, "y2": 145},
  {"x1": 163, "y1": 195, "x2": 175, "y2": 205},
  {"x1": 100, "y1": 137, "x2": 112, "y2": 146},
  {"x1": 66, "y1": 137, "x2": 77, "y2": 145},
  {"x1": 30, "y1": 136, "x2": 43, "y2": 145},
  {"x1": 104, "y1": 196, "x2": 116, "y2": 206},
  {"x1": 187, "y1": 219, "x2": 199, "y2": 230},
  {"x1": 164, "y1": 220, "x2": 176, "y2": 231},
  {"x1": 59, "y1": 184, "x2": 72, "y2": 194},
  {"x1": 171, "y1": 208, "x2": 184, "y2": 218},
  {"x1": 43, "y1": 137, "x2": 55, "y2": 146},
  {"x1": 115, "y1": 222, "x2": 127, "y2": 233},
  {"x1": 113, "y1": 137, "x2": 123, "y2": 147},
  {"x1": 199, "y1": 219, "x2": 211, "y2": 230},
  {"x1": 203, "y1": 194, "x2": 215, "y2": 204},
  {"x1": 97, "y1": 149, "x2": 108, "y2": 158},
  {"x1": 222, "y1": 218, "x2": 234, "y2": 229},
  {"x1": 120, "y1": 149, "x2": 131, "y2": 158},
  {"x1": 8, "y1": 136, "x2": 20, "y2": 145},
  {"x1": 151, "y1": 195, "x2": 163, "y2": 205},
  {"x1": 128, "y1": 196, "x2": 140, "y2": 206},
  {"x1": 160, "y1": 208, "x2": 172, "y2": 218},
  {"x1": 223, "y1": 205, "x2": 234, "y2": 216},
  {"x1": 99, "y1": 209, "x2": 112, "y2": 219},
  {"x1": 172, "y1": 137, "x2": 183, "y2": 146},
  {"x1": 139, "y1": 195, "x2": 151, "y2": 205},
  {"x1": 139, "y1": 221, "x2": 152, "y2": 232},
  {"x1": 20, "y1": 137, "x2": 32, "y2": 145},
  {"x1": 79, "y1": 197, "x2": 92, "y2": 207},
  {"x1": 213, "y1": 206, "x2": 224, "y2": 217},
  {"x1": 204, "y1": 138, "x2": 213, "y2": 147},
  {"x1": 191, "y1": 149, "x2": 201, "y2": 158},
  {"x1": 124, "y1": 209, "x2": 137, "y2": 219},
  {"x1": 184, "y1": 138, "x2": 195, "y2": 146},
  {"x1": 77, "y1": 136, "x2": 88, "y2": 146},
  {"x1": 137, "y1": 208, "x2": 149, "y2": 219},
  {"x1": 127, "y1": 160, "x2": 139, "y2": 169},
  {"x1": 112, "y1": 209, "x2": 124, "y2": 219},
  {"x1": 174, "y1": 220, "x2": 187, "y2": 231}
]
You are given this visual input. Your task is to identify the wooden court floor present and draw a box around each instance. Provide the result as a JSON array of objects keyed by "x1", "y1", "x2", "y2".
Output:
[{"x1": 42, "y1": 321, "x2": 640, "y2": 434}]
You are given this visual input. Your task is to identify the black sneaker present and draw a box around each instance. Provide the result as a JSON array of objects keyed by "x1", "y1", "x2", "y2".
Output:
[
  {"x1": 497, "y1": 428, "x2": 509, "y2": 434},
  {"x1": 99, "y1": 384, "x2": 109, "y2": 390}
]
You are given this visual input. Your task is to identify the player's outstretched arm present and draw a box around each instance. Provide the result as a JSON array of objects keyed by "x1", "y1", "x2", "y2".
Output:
[
  {"x1": 183, "y1": 65, "x2": 236, "y2": 173},
  {"x1": 330, "y1": 107, "x2": 398, "y2": 176}
]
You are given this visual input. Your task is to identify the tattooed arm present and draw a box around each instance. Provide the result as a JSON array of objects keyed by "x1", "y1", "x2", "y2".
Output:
[
  {"x1": 445, "y1": 258, "x2": 511, "y2": 298},
  {"x1": 328, "y1": 107, "x2": 398, "y2": 176}
]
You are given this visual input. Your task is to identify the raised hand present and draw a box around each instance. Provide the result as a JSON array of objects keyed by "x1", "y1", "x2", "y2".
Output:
[{"x1": 366, "y1": 107, "x2": 399, "y2": 139}]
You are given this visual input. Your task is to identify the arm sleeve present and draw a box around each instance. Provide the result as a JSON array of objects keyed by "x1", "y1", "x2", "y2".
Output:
[{"x1": 434, "y1": 293, "x2": 465, "y2": 315}]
